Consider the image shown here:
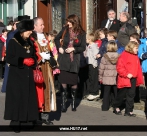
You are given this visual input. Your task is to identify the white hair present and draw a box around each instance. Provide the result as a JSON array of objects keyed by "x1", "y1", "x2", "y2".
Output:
[{"x1": 33, "y1": 17, "x2": 43, "y2": 25}]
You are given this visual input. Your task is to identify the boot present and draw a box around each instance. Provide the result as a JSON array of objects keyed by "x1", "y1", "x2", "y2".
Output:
[
  {"x1": 61, "y1": 88, "x2": 67, "y2": 112},
  {"x1": 10, "y1": 121, "x2": 21, "y2": 133},
  {"x1": 41, "y1": 113, "x2": 53, "y2": 125},
  {"x1": 71, "y1": 88, "x2": 77, "y2": 111}
]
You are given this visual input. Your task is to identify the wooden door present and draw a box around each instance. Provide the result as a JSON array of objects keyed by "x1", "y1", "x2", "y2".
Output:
[
  {"x1": 93, "y1": 0, "x2": 117, "y2": 30},
  {"x1": 37, "y1": 0, "x2": 52, "y2": 33}
]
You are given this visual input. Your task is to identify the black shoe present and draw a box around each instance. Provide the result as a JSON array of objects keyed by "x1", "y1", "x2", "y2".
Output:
[
  {"x1": 71, "y1": 102, "x2": 76, "y2": 111},
  {"x1": 13, "y1": 126, "x2": 21, "y2": 133},
  {"x1": 124, "y1": 112, "x2": 136, "y2": 117},
  {"x1": 113, "y1": 109, "x2": 122, "y2": 115},
  {"x1": 10, "y1": 121, "x2": 20, "y2": 133}
]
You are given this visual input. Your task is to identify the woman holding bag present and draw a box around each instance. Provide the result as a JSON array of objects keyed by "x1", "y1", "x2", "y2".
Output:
[{"x1": 55, "y1": 14, "x2": 86, "y2": 112}]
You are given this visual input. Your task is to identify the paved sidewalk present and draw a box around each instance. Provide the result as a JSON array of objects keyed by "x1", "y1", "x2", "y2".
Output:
[
  {"x1": 80, "y1": 99, "x2": 147, "y2": 119},
  {"x1": 0, "y1": 81, "x2": 147, "y2": 120},
  {"x1": 0, "y1": 83, "x2": 147, "y2": 136}
]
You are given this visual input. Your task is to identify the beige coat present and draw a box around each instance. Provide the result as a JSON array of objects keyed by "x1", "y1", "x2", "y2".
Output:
[{"x1": 99, "y1": 52, "x2": 119, "y2": 85}]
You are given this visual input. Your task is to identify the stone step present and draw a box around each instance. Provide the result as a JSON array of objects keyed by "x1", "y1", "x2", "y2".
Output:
[{"x1": 134, "y1": 101, "x2": 145, "y2": 111}]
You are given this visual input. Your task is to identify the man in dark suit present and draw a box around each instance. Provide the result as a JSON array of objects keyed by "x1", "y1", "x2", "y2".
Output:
[{"x1": 101, "y1": 9, "x2": 120, "y2": 32}]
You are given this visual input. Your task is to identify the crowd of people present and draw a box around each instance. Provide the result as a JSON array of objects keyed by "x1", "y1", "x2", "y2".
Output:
[{"x1": 0, "y1": 8, "x2": 147, "y2": 132}]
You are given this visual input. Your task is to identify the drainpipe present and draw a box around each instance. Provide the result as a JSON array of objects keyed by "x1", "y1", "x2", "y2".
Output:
[
  {"x1": 3, "y1": 0, "x2": 7, "y2": 25},
  {"x1": 22, "y1": 0, "x2": 25, "y2": 15},
  {"x1": 33, "y1": 0, "x2": 36, "y2": 17},
  {"x1": 0, "y1": 1, "x2": 2, "y2": 19},
  {"x1": 18, "y1": 0, "x2": 23, "y2": 16}
]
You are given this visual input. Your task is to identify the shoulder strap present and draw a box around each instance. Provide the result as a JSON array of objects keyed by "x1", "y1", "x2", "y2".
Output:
[
  {"x1": 60, "y1": 29, "x2": 66, "y2": 47},
  {"x1": 62, "y1": 29, "x2": 66, "y2": 40}
]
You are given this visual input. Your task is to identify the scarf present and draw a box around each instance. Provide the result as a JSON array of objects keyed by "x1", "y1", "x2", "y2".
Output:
[{"x1": 68, "y1": 29, "x2": 78, "y2": 62}]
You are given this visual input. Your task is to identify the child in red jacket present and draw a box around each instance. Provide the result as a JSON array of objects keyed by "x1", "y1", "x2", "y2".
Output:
[
  {"x1": 94, "y1": 29, "x2": 102, "y2": 48},
  {"x1": 113, "y1": 41, "x2": 143, "y2": 117}
]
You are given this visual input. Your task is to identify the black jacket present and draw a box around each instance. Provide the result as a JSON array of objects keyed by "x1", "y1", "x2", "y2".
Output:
[
  {"x1": 101, "y1": 19, "x2": 120, "y2": 32},
  {"x1": 55, "y1": 27, "x2": 86, "y2": 73},
  {"x1": 117, "y1": 22, "x2": 136, "y2": 46},
  {"x1": 4, "y1": 32, "x2": 38, "y2": 121},
  {"x1": 97, "y1": 38, "x2": 108, "y2": 65}
]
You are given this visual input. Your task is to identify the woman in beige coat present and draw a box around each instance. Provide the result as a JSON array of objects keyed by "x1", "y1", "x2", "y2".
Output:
[{"x1": 99, "y1": 41, "x2": 119, "y2": 111}]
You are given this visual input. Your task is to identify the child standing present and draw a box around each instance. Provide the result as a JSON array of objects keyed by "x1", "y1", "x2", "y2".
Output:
[
  {"x1": 86, "y1": 33, "x2": 99, "y2": 100},
  {"x1": 0, "y1": 29, "x2": 8, "y2": 80},
  {"x1": 96, "y1": 28, "x2": 108, "y2": 100},
  {"x1": 138, "y1": 30, "x2": 147, "y2": 101},
  {"x1": 106, "y1": 31, "x2": 124, "y2": 106},
  {"x1": 107, "y1": 30, "x2": 124, "y2": 54},
  {"x1": 46, "y1": 30, "x2": 60, "y2": 93},
  {"x1": 113, "y1": 41, "x2": 143, "y2": 117},
  {"x1": 129, "y1": 33, "x2": 141, "y2": 103},
  {"x1": 99, "y1": 41, "x2": 119, "y2": 111},
  {"x1": 96, "y1": 28, "x2": 108, "y2": 63},
  {"x1": 94, "y1": 29, "x2": 102, "y2": 48}
]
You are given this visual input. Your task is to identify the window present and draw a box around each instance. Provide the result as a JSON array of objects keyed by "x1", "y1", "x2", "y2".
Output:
[
  {"x1": 7, "y1": 0, "x2": 18, "y2": 21},
  {"x1": 52, "y1": 0, "x2": 66, "y2": 32},
  {"x1": 51, "y1": 0, "x2": 81, "y2": 32}
]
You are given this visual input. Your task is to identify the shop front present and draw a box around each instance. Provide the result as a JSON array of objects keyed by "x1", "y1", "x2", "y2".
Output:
[
  {"x1": 0, "y1": 0, "x2": 36, "y2": 25},
  {"x1": 37, "y1": 0, "x2": 86, "y2": 33}
]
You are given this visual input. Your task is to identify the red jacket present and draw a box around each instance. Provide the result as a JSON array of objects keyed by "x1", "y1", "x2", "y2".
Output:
[
  {"x1": 117, "y1": 51, "x2": 143, "y2": 88},
  {"x1": 95, "y1": 40, "x2": 102, "y2": 48},
  {"x1": 0, "y1": 35, "x2": 6, "y2": 57}
]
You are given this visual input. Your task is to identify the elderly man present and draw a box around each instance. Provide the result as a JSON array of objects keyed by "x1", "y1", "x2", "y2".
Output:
[
  {"x1": 31, "y1": 17, "x2": 56, "y2": 125},
  {"x1": 101, "y1": 9, "x2": 120, "y2": 32},
  {"x1": 117, "y1": 12, "x2": 136, "y2": 46}
]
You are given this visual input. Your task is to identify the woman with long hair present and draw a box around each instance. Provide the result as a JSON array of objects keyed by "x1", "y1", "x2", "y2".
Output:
[{"x1": 55, "y1": 14, "x2": 86, "y2": 112}]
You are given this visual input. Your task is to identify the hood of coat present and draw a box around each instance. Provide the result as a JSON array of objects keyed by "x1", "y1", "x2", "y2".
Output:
[
  {"x1": 104, "y1": 52, "x2": 119, "y2": 64},
  {"x1": 14, "y1": 31, "x2": 30, "y2": 46}
]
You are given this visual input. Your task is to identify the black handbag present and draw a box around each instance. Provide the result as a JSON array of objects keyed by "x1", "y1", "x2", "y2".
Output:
[{"x1": 48, "y1": 51, "x2": 58, "y2": 69}]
